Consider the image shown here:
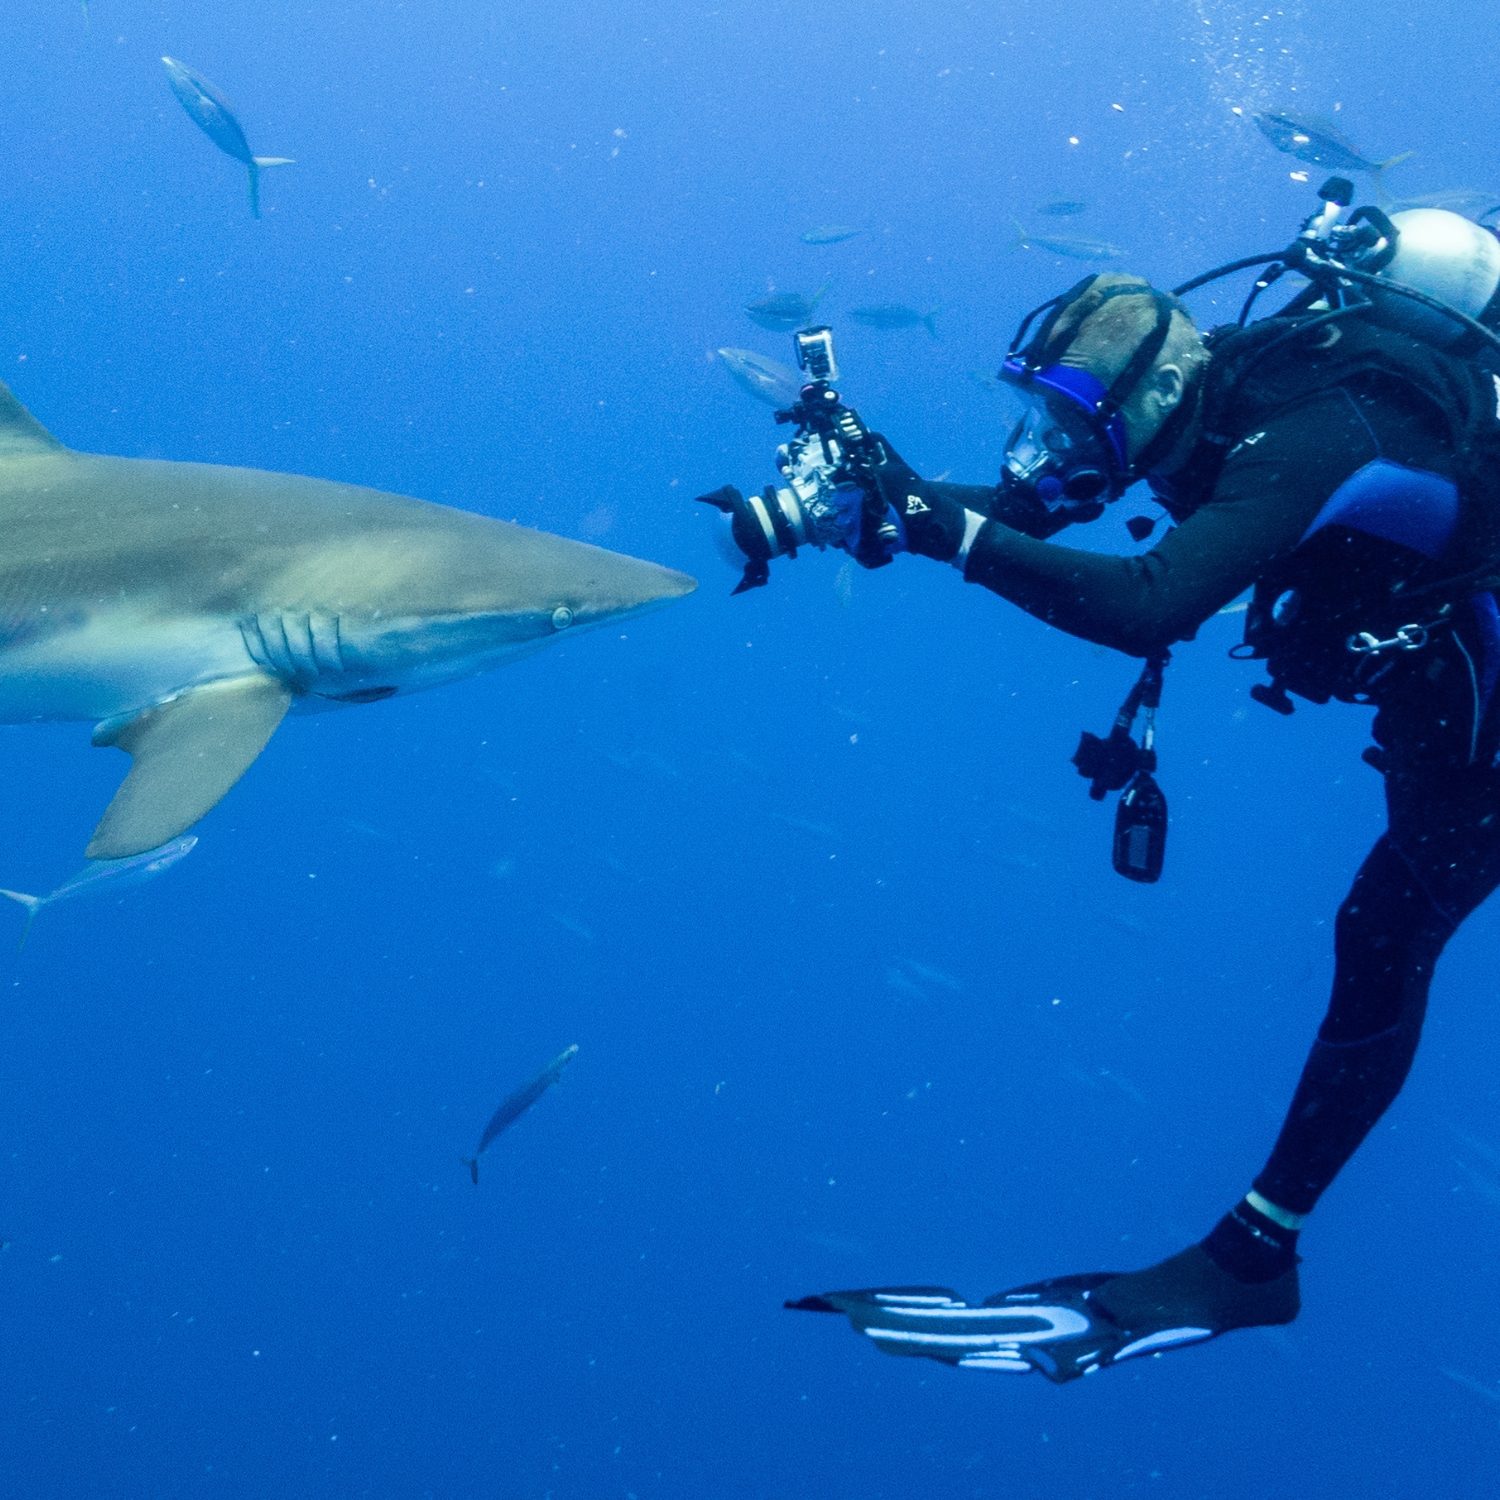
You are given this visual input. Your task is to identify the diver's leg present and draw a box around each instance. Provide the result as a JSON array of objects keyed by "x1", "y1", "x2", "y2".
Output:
[
  {"x1": 793, "y1": 770, "x2": 1500, "y2": 1380},
  {"x1": 1247, "y1": 836, "x2": 1450, "y2": 1222},
  {"x1": 1242, "y1": 767, "x2": 1500, "y2": 1233},
  {"x1": 1098, "y1": 767, "x2": 1500, "y2": 1334}
]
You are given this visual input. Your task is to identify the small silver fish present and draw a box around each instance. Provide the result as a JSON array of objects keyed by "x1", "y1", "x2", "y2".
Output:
[
  {"x1": 1009, "y1": 222, "x2": 1122, "y2": 260},
  {"x1": 717, "y1": 348, "x2": 803, "y2": 407},
  {"x1": 849, "y1": 304, "x2": 939, "y2": 338},
  {"x1": 1037, "y1": 198, "x2": 1089, "y2": 217},
  {"x1": 162, "y1": 57, "x2": 294, "y2": 218},
  {"x1": 743, "y1": 283, "x2": 830, "y2": 331},
  {"x1": 801, "y1": 226, "x2": 869, "y2": 245},
  {"x1": 0, "y1": 835, "x2": 198, "y2": 949},
  {"x1": 463, "y1": 1044, "x2": 578, "y2": 1184},
  {"x1": 770, "y1": 813, "x2": 839, "y2": 840}
]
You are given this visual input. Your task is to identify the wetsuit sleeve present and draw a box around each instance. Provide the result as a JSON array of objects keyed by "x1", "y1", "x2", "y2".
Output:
[
  {"x1": 961, "y1": 389, "x2": 1380, "y2": 656},
  {"x1": 925, "y1": 481, "x2": 1075, "y2": 541}
]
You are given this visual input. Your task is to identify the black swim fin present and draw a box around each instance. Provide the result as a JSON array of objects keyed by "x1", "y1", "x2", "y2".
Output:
[
  {"x1": 788, "y1": 1247, "x2": 1298, "y2": 1384},
  {"x1": 462, "y1": 1157, "x2": 479, "y2": 1186}
]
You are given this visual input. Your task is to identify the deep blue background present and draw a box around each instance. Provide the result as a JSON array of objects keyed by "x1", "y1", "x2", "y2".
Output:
[{"x1": 3, "y1": 2, "x2": 1500, "y2": 1495}]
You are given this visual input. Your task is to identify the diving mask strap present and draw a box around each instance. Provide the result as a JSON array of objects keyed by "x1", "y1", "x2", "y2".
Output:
[
  {"x1": 1012, "y1": 276, "x2": 1102, "y2": 371},
  {"x1": 1021, "y1": 281, "x2": 1156, "y2": 375},
  {"x1": 1131, "y1": 367, "x2": 1203, "y2": 480},
  {"x1": 1098, "y1": 292, "x2": 1175, "y2": 422}
]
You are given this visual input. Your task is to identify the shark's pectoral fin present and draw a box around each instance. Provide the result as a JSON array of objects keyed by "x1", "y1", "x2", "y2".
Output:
[{"x1": 87, "y1": 676, "x2": 292, "y2": 859}]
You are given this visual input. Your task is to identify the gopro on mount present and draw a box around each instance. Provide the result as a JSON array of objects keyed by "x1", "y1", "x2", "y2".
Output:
[
  {"x1": 794, "y1": 326, "x2": 838, "y2": 384},
  {"x1": 695, "y1": 326, "x2": 890, "y2": 593}
]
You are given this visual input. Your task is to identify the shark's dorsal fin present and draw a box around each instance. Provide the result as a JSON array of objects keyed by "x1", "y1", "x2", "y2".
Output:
[
  {"x1": 0, "y1": 381, "x2": 63, "y2": 457},
  {"x1": 87, "y1": 676, "x2": 291, "y2": 859}
]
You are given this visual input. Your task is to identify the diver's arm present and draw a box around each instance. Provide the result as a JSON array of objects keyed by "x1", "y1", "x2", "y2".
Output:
[
  {"x1": 924, "y1": 481, "x2": 1075, "y2": 540},
  {"x1": 959, "y1": 391, "x2": 1379, "y2": 656}
]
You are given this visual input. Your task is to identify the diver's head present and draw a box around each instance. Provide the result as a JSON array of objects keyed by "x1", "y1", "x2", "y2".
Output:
[{"x1": 1000, "y1": 274, "x2": 1207, "y2": 520}]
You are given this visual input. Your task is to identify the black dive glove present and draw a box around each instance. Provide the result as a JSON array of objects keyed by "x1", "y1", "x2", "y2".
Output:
[{"x1": 867, "y1": 435, "x2": 972, "y2": 563}]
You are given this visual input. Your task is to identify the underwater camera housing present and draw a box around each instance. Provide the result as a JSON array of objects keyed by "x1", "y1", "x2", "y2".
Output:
[{"x1": 696, "y1": 327, "x2": 888, "y2": 593}]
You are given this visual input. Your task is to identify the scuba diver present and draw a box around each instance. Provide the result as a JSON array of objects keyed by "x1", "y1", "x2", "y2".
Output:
[{"x1": 701, "y1": 186, "x2": 1500, "y2": 1381}]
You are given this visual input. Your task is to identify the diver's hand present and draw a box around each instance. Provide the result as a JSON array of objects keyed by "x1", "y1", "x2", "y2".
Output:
[
  {"x1": 867, "y1": 435, "x2": 970, "y2": 563},
  {"x1": 829, "y1": 480, "x2": 902, "y2": 569}
]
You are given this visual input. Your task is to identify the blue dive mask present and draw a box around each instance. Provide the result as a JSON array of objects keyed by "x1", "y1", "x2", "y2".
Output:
[
  {"x1": 1000, "y1": 360, "x2": 1131, "y2": 520},
  {"x1": 998, "y1": 277, "x2": 1192, "y2": 521}
]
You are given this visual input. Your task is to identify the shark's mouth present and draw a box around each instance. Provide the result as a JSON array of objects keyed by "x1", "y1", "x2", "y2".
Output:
[{"x1": 317, "y1": 685, "x2": 397, "y2": 704}]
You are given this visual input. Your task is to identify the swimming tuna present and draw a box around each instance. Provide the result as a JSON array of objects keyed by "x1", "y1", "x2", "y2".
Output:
[
  {"x1": 743, "y1": 284, "x2": 829, "y2": 332},
  {"x1": 717, "y1": 348, "x2": 803, "y2": 407},
  {"x1": 800, "y1": 226, "x2": 869, "y2": 245},
  {"x1": 0, "y1": 836, "x2": 198, "y2": 949},
  {"x1": 849, "y1": 304, "x2": 940, "y2": 338},
  {"x1": 463, "y1": 1045, "x2": 579, "y2": 1184},
  {"x1": 161, "y1": 57, "x2": 294, "y2": 218},
  {"x1": 1251, "y1": 110, "x2": 1412, "y2": 197},
  {"x1": 1009, "y1": 223, "x2": 1122, "y2": 261}
]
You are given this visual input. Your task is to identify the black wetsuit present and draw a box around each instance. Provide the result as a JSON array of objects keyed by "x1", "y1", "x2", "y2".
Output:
[{"x1": 938, "y1": 372, "x2": 1500, "y2": 1217}]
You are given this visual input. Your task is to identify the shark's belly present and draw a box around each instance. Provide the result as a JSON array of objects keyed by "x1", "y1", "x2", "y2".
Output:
[
  {"x1": 0, "y1": 610, "x2": 253, "y2": 724},
  {"x1": 0, "y1": 604, "x2": 571, "y2": 725}
]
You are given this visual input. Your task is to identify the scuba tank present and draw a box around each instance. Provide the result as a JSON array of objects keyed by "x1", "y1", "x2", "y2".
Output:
[
  {"x1": 1364, "y1": 208, "x2": 1500, "y2": 347},
  {"x1": 1187, "y1": 189, "x2": 1500, "y2": 762}
]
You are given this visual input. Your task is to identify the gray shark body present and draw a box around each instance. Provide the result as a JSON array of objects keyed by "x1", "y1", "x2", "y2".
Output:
[{"x1": 0, "y1": 383, "x2": 695, "y2": 859}]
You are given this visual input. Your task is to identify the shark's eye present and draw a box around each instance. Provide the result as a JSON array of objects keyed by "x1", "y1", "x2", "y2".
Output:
[{"x1": 551, "y1": 607, "x2": 574, "y2": 630}]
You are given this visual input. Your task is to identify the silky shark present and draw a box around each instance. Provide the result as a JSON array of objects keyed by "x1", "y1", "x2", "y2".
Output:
[{"x1": 0, "y1": 382, "x2": 695, "y2": 860}]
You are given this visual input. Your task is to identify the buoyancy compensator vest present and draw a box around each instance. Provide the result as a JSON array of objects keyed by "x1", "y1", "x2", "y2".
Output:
[{"x1": 1156, "y1": 314, "x2": 1500, "y2": 743}]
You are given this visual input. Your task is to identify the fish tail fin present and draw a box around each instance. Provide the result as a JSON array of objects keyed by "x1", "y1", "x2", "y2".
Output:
[
  {"x1": 922, "y1": 308, "x2": 940, "y2": 339},
  {"x1": 1009, "y1": 219, "x2": 1027, "y2": 252},
  {"x1": 462, "y1": 1157, "x2": 479, "y2": 1186},
  {"x1": 244, "y1": 160, "x2": 291, "y2": 219},
  {"x1": 0, "y1": 891, "x2": 41, "y2": 953},
  {"x1": 1371, "y1": 151, "x2": 1415, "y2": 205}
]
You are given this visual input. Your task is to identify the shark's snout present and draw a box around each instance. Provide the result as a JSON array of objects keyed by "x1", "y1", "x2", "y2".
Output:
[
  {"x1": 571, "y1": 558, "x2": 697, "y2": 627},
  {"x1": 495, "y1": 530, "x2": 696, "y2": 634}
]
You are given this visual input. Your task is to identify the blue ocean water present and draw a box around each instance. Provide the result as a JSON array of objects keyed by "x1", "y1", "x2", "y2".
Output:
[{"x1": 3, "y1": 1, "x2": 1500, "y2": 1494}]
